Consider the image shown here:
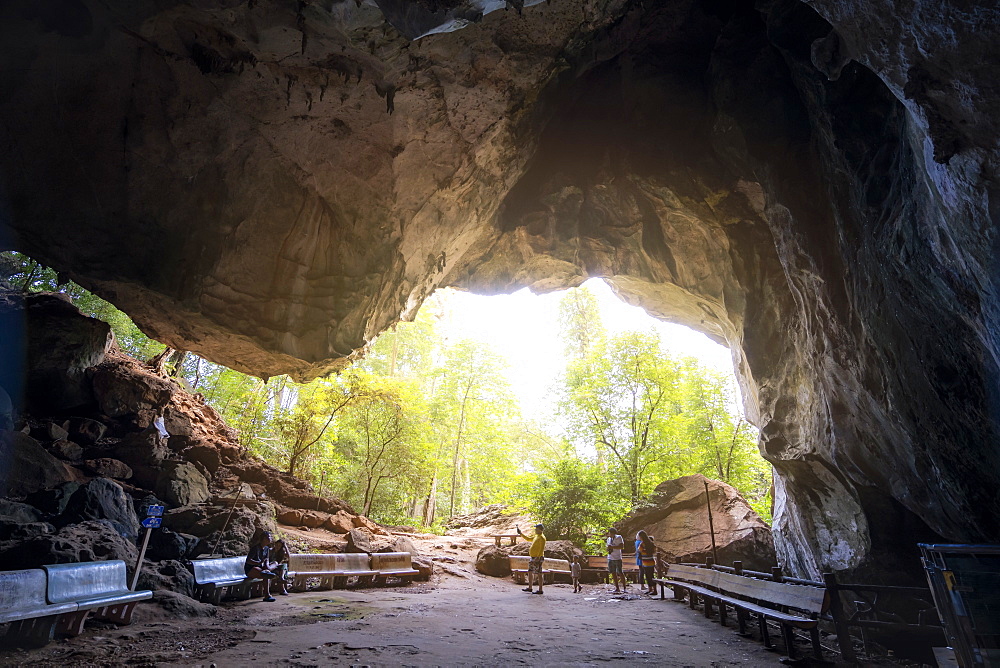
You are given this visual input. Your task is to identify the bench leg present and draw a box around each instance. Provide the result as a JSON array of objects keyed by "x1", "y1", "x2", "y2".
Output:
[
  {"x1": 292, "y1": 575, "x2": 307, "y2": 592},
  {"x1": 781, "y1": 623, "x2": 796, "y2": 659},
  {"x1": 759, "y1": 614, "x2": 773, "y2": 649},
  {"x1": 99, "y1": 601, "x2": 138, "y2": 626},
  {"x1": 671, "y1": 584, "x2": 685, "y2": 601},
  {"x1": 718, "y1": 600, "x2": 727, "y2": 626},
  {"x1": 658, "y1": 582, "x2": 665, "y2": 600},
  {"x1": 703, "y1": 596, "x2": 714, "y2": 619},
  {"x1": 809, "y1": 626, "x2": 823, "y2": 660},
  {"x1": 5, "y1": 615, "x2": 59, "y2": 648},
  {"x1": 688, "y1": 590, "x2": 698, "y2": 609},
  {"x1": 55, "y1": 610, "x2": 90, "y2": 637},
  {"x1": 736, "y1": 608, "x2": 748, "y2": 636}
]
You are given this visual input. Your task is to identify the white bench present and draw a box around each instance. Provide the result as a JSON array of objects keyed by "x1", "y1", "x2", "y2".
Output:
[
  {"x1": 288, "y1": 553, "x2": 378, "y2": 591},
  {"x1": 371, "y1": 552, "x2": 419, "y2": 584},
  {"x1": 43, "y1": 561, "x2": 152, "y2": 636},
  {"x1": 0, "y1": 568, "x2": 78, "y2": 647},
  {"x1": 190, "y1": 556, "x2": 261, "y2": 604}
]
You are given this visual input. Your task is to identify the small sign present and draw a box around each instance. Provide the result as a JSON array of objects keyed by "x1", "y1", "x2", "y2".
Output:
[
  {"x1": 146, "y1": 505, "x2": 164, "y2": 517},
  {"x1": 141, "y1": 517, "x2": 162, "y2": 529}
]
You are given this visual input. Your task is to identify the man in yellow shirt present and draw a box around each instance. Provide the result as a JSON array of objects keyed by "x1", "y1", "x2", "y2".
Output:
[{"x1": 516, "y1": 523, "x2": 546, "y2": 594}]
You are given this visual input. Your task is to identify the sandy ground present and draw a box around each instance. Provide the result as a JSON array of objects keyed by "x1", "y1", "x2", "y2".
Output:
[{"x1": 0, "y1": 534, "x2": 821, "y2": 667}]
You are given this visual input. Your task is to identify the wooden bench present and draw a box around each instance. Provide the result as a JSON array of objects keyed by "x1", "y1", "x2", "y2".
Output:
[
  {"x1": 371, "y1": 552, "x2": 420, "y2": 584},
  {"x1": 190, "y1": 556, "x2": 262, "y2": 604},
  {"x1": 654, "y1": 564, "x2": 829, "y2": 659},
  {"x1": 0, "y1": 568, "x2": 79, "y2": 647},
  {"x1": 583, "y1": 555, "x2": 641, "y2": 584},
  {"x1": 509, "y1": 556, "x2": 571, "y2": 584},
  {"x1": 43, "y1": 561, "x2": 152, "y2": 636},
  {"x1": 543, "y1": 558, "x2": 572, "y2": 582},
  {"x1": 491, "y1": 534, "x2": 519, "y2": 547}
]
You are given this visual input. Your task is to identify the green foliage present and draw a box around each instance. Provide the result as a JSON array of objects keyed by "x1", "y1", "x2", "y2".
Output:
[{"x1": 527, "y1": 458, "x2": 629, "y2": 546}]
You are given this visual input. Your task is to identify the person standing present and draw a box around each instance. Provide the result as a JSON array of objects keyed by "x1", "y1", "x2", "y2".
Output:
[
  {"x1": 571, "y1": 555, "x2": 583, "y2": 593},
  {"x1": 638, "y1": 530, "x2": 657, "y2": 595},
  {"x1": 606, "y1": 527, "x2": 625, "y2": 593},
  {"x1": 634, "y1": 532, "x2": 644, "y2": 591},
  {"x1": 516, "y1": 523, "x2": 547, "y2": 594}
]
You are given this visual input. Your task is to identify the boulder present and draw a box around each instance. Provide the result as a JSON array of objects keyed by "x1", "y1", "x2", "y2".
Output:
[
  {"x1": 351, "y1": 514, "x2": 388, "y2": 535},
  {"x1": 390, "y1": 536, "x2": 419, "y2": 556},
  {"x1": 475, "y1": 544, "x2": 511, "y2": 577},
  {"x1": 91, "y1": 360, "x2": 172, "y2": 418},
  {"x1": 346, "y1": 528, "x2": 372, "y2": 553},
  {"x1": 300, "y1": 511, "x2": 327, "y2": 529},
  {"x1": 183, "y1": 443, "x2": 222, "y2": 473},
  {"x1": 109, "y1": 428, "x2": 171, "y2": 468},
  {"x1": 137, "y1": 559, "x2": 196, "y2": 599},
  {"x1": 277, "y1": 508, "x2": 303, "y2": 526},
  {"x1": 164, "y1": 503, "x2": 274, "y2": 557},
  {"x1": 155, "y1": 461, "x2": 210, "y2": 506},
  {"x1": 616, "y1": 474, "x2": 776, "y2": 571},
  {"x1": 49, "y1": 439, "x2": 84, "y2": 461},
  {"x1": 0, "y1": 519, "x2": 138, "y2": 571},
  {"x1": 411, "y1": 555, "x2": 433, "y2": 581},
  {"x1": 147, "y1": 528, "x2": 199, "y2": 561},
  {"x1": 0, "y1": 500, "x2": 44, "y2": 540},
  {"x1": 324, "y1": 512, "x2": 355, "y2": 534},
  {"x1": 42, "y1": 421, "x2": 69, "y2": 441},
  {"x1": 24, "y1": 481, "x2": 81, "y2": 516},
  {"x1": 60, "y1": 477, "x2": 141, "y2": 542},
  {"x1": 3, "y1": 292, "x2": 112, "y2": 413},
  {"x1": 83, "y1": 457, "x2": 133, "y2": 480},
  {"x1": 66, "y1": 417, "x2": 107, "y2": 445},
  {"x1": 0, "y1": 431, "x2": 80, "y2": 497}
]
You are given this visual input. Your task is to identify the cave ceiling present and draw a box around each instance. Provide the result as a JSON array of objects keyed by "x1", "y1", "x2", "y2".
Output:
[{"x1": 2, "y1": 0, "x2": 999, "y2": 579}]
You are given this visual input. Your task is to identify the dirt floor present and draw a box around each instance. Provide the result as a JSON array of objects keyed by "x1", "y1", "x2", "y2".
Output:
[{"x1": 0, "y1": 532, "x2": 834, "y2": 667}]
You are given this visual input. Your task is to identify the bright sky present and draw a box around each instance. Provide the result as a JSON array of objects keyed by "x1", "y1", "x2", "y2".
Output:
[{"x1": 434, "y1": 278, "x2": 736, "y2": 421}]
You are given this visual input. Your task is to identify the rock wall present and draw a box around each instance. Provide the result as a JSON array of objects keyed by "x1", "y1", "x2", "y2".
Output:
[{"x1": 2, "y1": 0, "x2": 999, "y2": 581}]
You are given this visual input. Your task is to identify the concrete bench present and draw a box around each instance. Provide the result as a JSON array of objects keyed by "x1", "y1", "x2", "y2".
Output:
[
  {"x1": 654, "y1": 564, "x2": 829, "y2": 660},
  {"x1": 0, "y1": 568, "x2": 78, "y2": 647},
  {"x1": 190, "y1": 556, "x2": 261, "y2": 604},
  {"x1": 371, "y1": 552, "x2": 419, "y2": 584},
  {"x1": 543, "y1": 558, "x2": 572, "y2": 582},
  {"x1": 43, "y1": 561, "x2": 152, "y2": 636},
  {"x1": 288, "y1": 553, "x2": 378, "y2": 591}
]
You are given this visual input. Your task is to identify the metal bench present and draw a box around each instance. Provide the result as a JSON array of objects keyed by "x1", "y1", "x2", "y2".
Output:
[
  {"x1": 371, "y1": 552, "x2": 420, "y2": 584},
  {"x1": 654, "y1": 563, "x2": 829, "y2": 660},
  {"x1": 0, "y1": 568, "x2": 78, "y2": 647},
  {"x1": 288, "y1": 554, "x2": 341, "y2": 591},
  {"x1": 43, "y1": 561, "x2": 152, "y2": 636},
  {"x1": 331, "y1": 553, "x2": 378, "y2": 588},
  {"x1": 190, "y1": 556, "x2": 261, "y2": 604}
]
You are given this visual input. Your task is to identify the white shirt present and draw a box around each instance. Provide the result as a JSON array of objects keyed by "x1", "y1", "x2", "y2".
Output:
[
  {"x1": 607, "y1": 534, "x2": 624, "y2": 560},
  {"x1": 153, "y1": 415, "x2": 170, "y2": 438}
]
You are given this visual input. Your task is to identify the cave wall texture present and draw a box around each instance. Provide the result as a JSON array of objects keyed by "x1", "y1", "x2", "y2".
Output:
[{"x1": 2, "y1": 0, "x2": 999, "y2": 581}]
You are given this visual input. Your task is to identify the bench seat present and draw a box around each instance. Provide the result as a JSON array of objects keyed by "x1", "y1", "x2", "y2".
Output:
[
  {"x1": 0, "y1": 568, "x2": 80, "y2": 647},
  {"x1": 43, "y1": 561, "x2": 152, "y2": 635},
  {"x1": 372, "y1": 553, "x2": 419, "y2": 583},
  {"x1": 190, "y1": 557, "x2": 263, "y2": 603},
  {"x1": 288, "y1": 553, "x2": 380, "y2": 591},
  {"x1": 654, "y1": 565, "x2": 828, "y2": 660}
]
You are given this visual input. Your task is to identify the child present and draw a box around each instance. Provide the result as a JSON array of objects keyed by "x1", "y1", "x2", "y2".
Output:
[{"x1": 571, "y1": 555, "x2": 583, "y2": 593}]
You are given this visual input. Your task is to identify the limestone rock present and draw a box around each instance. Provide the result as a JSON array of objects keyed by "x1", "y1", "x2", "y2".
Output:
[
  {"x1": 24, "y1": 482, "x2": 81, "y2": 516},
  {"x1": 390, "y1": 536, "x2": 419, "y2": 556},
  {"x1": 299, "y1": 511, "x2": 327, "y2": 529},
  {"x1": 147, "y1": 528, "x2": 198, "y2": 561},
  {"x1": 48, "y1": 439, "x2": 84, "y2": 461},
  {"x1": 617, "y1": 475, "x2": 776, "y2": 572},
  {"x1": 137, "y1": 559, "x2": 196, "y2": 599},
  {"x1": 324, "y1": 512, "x2": 355, "y2": 534},
  {"x1": 0, "y1": 500, "x2": 44, "y2": 540},
  {"x1": 91, "y1": 360, "x2": 173, "y2": 418},
  {"x1": 60, "y1": 477, "x2": 141, "y2": 543},
  {"x1": 83, "y1": 458, "x2": 133, "y2": 480},
  {"x1": 183, "y1": 443, "x2": 222, "y2": 474},
  {"x1": 164, "y1": 504, "x2": 274, "y2": 557},
  {"x1": 155, "y1": 461, "x2": 210, "y2": 507},
  {"x1": 66, "y1": 417, "x2": 107, "y2": 445},
  {"x1": 411, "y1": 555, "x2": 434, "y2": 581},
  {"x1": 150, "y1": 590, "x2": 217, "y2": 619},
  {"x1": 346, "y1": 528, "x2": 373, "y2": 553},
  {"x1": 0, "y1": 431, "x2": 81, "y2": 497},
  {"x1": 277, "y1": 508, "x2": 303, "y2": 526}
]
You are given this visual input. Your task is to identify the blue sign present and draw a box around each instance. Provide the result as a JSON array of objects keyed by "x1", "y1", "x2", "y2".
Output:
[
  {"x1": 141, "y1": 517, "x2": 162, "y2": 529},
  {"x1": 146, "y1": 505, "x2": 164, "y2": 517}
]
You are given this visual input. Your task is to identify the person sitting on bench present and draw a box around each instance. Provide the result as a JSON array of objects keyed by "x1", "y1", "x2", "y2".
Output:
[
  {"x1": 245, "y1": 531, "x2": 277, "y2": 602},
  {"x1": 270, "y1": 538, "x2": 291, "y2": 596}
]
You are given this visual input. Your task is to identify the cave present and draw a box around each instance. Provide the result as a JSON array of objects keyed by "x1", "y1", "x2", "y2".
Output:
[{"x1": 2, "y1": 0, "x2": 998, "y2": 583}]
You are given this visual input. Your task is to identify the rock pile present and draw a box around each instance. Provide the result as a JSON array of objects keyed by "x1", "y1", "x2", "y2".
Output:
[
  {"x1": 616, "y1": 474, "x2": 776, "y2": 572},
  {"x1": 0, "y1": 291, "x2": 399, "y2": 614}
]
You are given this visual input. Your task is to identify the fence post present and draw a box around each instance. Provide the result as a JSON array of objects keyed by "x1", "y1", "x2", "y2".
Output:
[
  {"x1": 771, "y1": 566, "x2": 783, "y2": 582},
  {"x1": 706, "y1": 556, "x2": 715, "y2": 569},
  {"x1": 823, "y1": 572, "x2": 858, "y2": 662},
  {"x1": 733, "y1": 561, "x2": 743, "y2": 576}
]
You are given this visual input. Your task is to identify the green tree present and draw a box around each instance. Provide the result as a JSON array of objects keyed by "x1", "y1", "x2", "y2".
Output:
[{"x1": 528, "y1": 458, "x2": 628, "y2": 546}]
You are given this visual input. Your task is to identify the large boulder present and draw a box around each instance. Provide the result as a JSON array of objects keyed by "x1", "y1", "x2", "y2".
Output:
[
  {"x1": 66, "y1": 417, "x2": 107, "y2": 446},
  {"x1": 345, "y1": 528, "x2": 372, "y2": 553},
  {"x1": 155, "y1": 461, "x2": 210, "y2": 507},
  {"x1": 147, "y1": 528, "x2": 199, "y2": 561},
  {"x1": 83, "y1": 457, "x2": 133, "y2": 480},
  {"x1": 0, "y1": 519, "x2": 138, "y2": 571},
  {"x1": 164, "y1": 503, "x2": 275, "y2": 557},
  {"x1": 24, "y1": 481, "x2": 82, "y2": 516},
  {"x1": 0, "y1": 500, "x2": 44, "y2": 540},
  {"x1": 324, "y1": 512, "x2": 355, "y2": 534},
  {"x1": 475, "y1": 545, "x2": 512, "y2": 577},
  {"x1": 49, "y1": 439, "x2": 84, "y2": 461},
  {"x1": 0, "y1": 292, "x2": 112, "y2": 413},
  {"x1": 0, "y1": 431, "x2": 80, "y2": 497},
  {"x1": 137, "y1": 559, "x2": 196, "y2": 599},
  {"x1": 91, "y1": 358, "x2": 173, "y2": 418},
  {"x1": 617, "y1": 474, "x2": 776, "y2": 571},
  {"x1": 60, "y1": 477, "x2": 141, "y2": 542}
]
